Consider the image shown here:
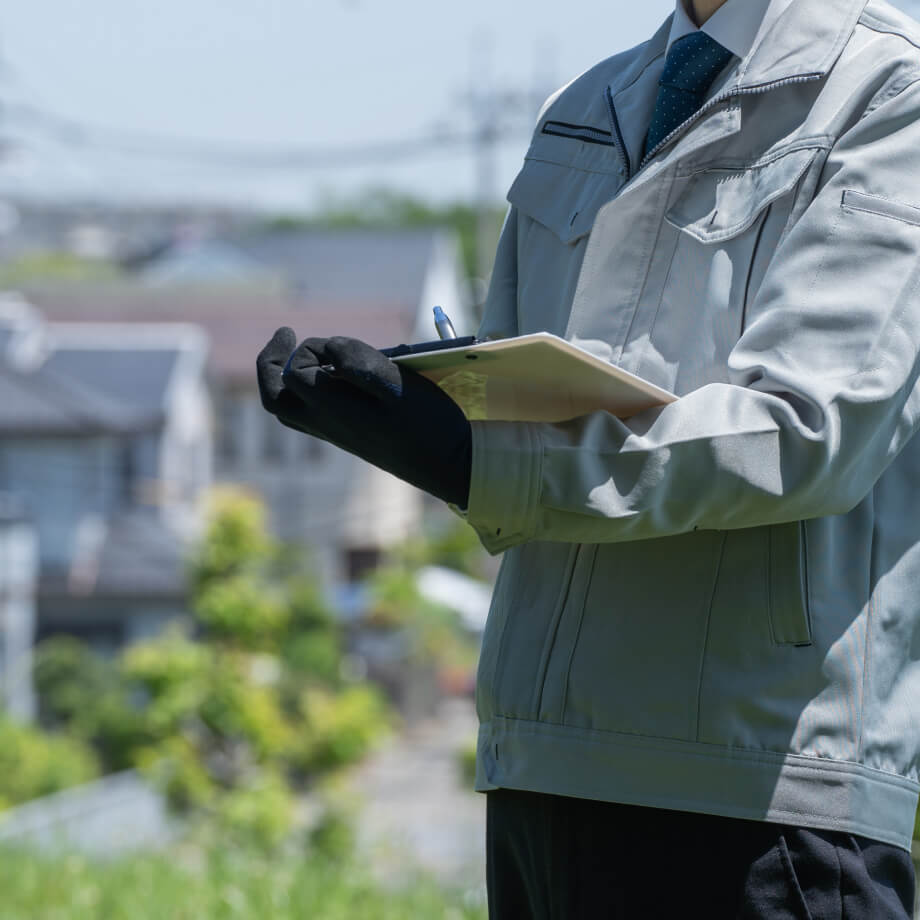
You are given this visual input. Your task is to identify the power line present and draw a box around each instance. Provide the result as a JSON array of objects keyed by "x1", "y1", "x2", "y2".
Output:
[{"x1": 4, "y1": 102, "x2": 520, "y2": 171}]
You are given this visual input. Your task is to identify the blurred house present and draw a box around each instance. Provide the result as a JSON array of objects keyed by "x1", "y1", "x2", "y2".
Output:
[
  {"x1": 0, "y1": 495, "x2": 37, "y2": 720},
  {"x1": 0, "y1": 201, "x2": 247, "y2": 264},
  {"x1": 22, "y1": 226, "x2": 475, "y2": 586},
  {"x1": 0, "y1": 295, "x2": 211, "y2": 653}
]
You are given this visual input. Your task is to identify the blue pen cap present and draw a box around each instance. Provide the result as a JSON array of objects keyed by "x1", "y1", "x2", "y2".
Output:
[{"x1": 433, "y1": 306, "x2": 457, "y2": 340}]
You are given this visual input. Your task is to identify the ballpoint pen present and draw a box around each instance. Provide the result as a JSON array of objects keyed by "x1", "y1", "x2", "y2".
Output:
[
  {"x1": 433, "y1": 306, "x2": 458, "y2": 340},
  {"x1": 292, "y1": 307, "x2": 473, "y2": 374}
]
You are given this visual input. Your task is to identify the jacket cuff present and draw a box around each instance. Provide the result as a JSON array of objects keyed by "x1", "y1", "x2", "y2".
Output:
[{"x1": 467, "y1": 421, "x2": 542, "y2": 553}]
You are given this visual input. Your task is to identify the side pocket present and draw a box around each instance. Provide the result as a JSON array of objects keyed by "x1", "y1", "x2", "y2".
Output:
[{"x1": 767, "y1": 520, "x2": 813, "y2": 647}]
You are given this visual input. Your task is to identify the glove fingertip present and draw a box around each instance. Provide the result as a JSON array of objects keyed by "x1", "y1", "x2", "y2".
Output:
[{"x1": 273, "y1": 326, "x2": 297, "y2": 349}]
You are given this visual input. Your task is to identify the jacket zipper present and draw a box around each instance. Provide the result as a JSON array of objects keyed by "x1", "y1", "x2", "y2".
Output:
[
  {"x1": 623, "y1": 72, "x2": 825, "y2": 172},
  {"x1": 605, "y1": 87, "x2": 632, "y2": 179}
]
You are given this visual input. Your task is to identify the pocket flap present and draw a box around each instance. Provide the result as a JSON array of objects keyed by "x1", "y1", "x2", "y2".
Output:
[
  {"x1": 507, "y1": 158, "x2": 622, "y2": 244},
  {"x1": 665, "y1": 148, "x2": 819, "y2": 244}
]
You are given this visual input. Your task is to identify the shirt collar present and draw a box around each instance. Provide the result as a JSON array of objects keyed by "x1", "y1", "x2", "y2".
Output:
[{"x1": 667, "y1": 0, "x2": 798, "y2": 61}]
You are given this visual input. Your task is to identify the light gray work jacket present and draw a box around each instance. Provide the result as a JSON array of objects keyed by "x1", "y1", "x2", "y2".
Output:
[{"x1": 467, "y1": 0, "x2": 920, "y2": 850}]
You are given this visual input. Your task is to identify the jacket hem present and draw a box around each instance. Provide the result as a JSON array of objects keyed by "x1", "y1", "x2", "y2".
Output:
[{"x1": 474, "y1": 716, "x2": 919, "y2": 852}]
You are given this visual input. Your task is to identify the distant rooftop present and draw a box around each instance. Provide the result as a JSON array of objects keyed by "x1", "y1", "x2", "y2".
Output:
[
  {"x1": 93, "y1": 510, "x2": 187, "y2": 597},
  {"x1": 39, "y1": 509, "x2": 187, "y2": 599},
  {"x1": 226, "y1": 228, "x2": 443, "y2": 306},
  {"x1": 23, "y1": 227, "x2": 464, "y2": 384},
  {"x1": 0, "y1": 362, "x2": 158, "y2": 436}
]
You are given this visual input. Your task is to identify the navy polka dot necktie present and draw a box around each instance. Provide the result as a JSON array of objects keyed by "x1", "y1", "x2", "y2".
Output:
[{"x1": 644, "y1": 31, "x2": 734, "y2": 160}]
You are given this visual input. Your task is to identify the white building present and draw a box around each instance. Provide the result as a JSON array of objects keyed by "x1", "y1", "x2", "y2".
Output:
[
  {"x1": 25, "y1": 227, "x2": 474, "y2": 586},
  {"x1": 0, "y1": 296, "x2": 212, "y2": 652},
  {"x1": 0, "y1": 496, "x2": 38, "y2": 721}
]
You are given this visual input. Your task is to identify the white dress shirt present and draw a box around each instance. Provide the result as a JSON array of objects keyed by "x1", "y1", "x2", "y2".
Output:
[{"x1": 668, "y1": 0, "x2": 798, "y2": 60}]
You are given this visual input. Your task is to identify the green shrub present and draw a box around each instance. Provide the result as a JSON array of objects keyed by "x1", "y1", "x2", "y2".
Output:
[
  {"x1": 457, "y1": 741, "x2": 477, "y2": 788},
  {"x1": 280, "y1": 631, "x2": 342, "y2": 685},
  {"x1": 32, "y1": 637, "x2": 148, "y2": 772},
  {"x1": 27, "y1": 489, "x2": 398, "y2": 854},
  {"x1": 213, "y1": 768, "x2": 294, "y2": 850},
  {"x1": 188, "y1": 488, "x2": 274, "y2": 588},
  {"x1": 134, "y1": 735, "x2": 215, "y2": 812},
  {"x1": 0, "y1": 717, "x2": 98, "y2": 809},
  {"x1": 290, "y1": 685, "x2": 391, "y2": 774},
  {"x1": 194, "y1": 574, "x2": 289, "y2": 650},
  {"x1": 307, "y1": 806, "x2": 356, "y2": 863}
]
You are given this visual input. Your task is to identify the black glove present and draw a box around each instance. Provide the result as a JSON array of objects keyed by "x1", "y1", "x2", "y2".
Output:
[{"x1": 256, "y1": 327, "x2": 472, "y2": 507}]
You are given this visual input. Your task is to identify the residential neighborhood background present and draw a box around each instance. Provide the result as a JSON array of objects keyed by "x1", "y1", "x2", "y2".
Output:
[
  {"x1": 0, "y1": 198, "x2": 497, "y2": 916},
  {"x1": 1, "y1": 1, "x2": 919, "y2": 916}
]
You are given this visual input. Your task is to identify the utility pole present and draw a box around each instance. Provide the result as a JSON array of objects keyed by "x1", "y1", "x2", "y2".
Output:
[{"x1": 464, "y1": 35, "x2": 553, "y2": 286}]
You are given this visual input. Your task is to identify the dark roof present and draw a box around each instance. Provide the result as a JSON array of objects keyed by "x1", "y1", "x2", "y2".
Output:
[
  {"x1": 38, "y1": 510, "x2": 187, "y2": 599},
  {"x1": 227, "y1": 229, "x2": 439, "y2": 305},
  {"x1": 21, "y1": 228, "x2": 455, "y2": 384},
  {"x1": 42, "y1": 348, "x2": 179, "y2": 414},
  {"x1": 0, "y1": 363, "x2": 159, "y2": 435},
  {"x1": 26, "y1": 291, "x2": 421, "y2": 385},
  {"x1": 0, "y1": 493, "x2": 30, "y2": 525},
  {"x1": 92, "y1": 510, "x2": 186, "y2": 597}
]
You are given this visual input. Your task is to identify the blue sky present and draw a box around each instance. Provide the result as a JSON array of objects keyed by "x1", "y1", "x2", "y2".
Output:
[
  {"x1": 2, "y1": 0, "x2": 918, "y2": 212},
  {"x1": 0, "y1": 0, "x2": 672, "y2": 210}
]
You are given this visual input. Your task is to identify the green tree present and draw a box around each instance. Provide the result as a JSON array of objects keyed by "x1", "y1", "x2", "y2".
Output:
[
  {"x1": 32, "y1": 636, "x2": 149, "y2": 772},
  {"x1": 0, "y1": 716, "x2": 98, "y2": 810},
  {"x1": 32, "y1": 487, "x2": 391, "y2": 848}
]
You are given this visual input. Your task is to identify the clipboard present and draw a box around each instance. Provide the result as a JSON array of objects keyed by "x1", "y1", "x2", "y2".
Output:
[{"x1": 391, "y1": 332, "x2": 677, "y2": 423}]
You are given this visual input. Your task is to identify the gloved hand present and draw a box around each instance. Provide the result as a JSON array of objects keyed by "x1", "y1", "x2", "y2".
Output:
[{"x1": 256, "y1": 327, "x2": 472, "y2": 507}]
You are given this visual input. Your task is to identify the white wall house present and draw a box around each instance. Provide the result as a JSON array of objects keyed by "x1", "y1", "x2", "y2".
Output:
[
  {"x1": 25, "y1": 227, "x2": 473, "y2": 588},
  {"x1": 0, "y1": 298, "x2": 212, "y2": 653},
  {"x1": 0, "y1": 497, "x2": 38, "y2": 721}
]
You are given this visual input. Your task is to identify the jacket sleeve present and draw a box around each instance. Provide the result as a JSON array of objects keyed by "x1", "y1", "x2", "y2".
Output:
[{"x1": 466, "y1": 78, "x2": 920, "y2": 553}]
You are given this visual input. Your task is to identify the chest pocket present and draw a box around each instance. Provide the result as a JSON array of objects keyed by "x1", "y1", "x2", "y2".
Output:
[
  {"x1": 665, "y1": 146, "x2": 820, "y2": 243},
  {"x1": 507, "y1": 132, "x2": 628, "y2": 335},
  {"x1": 508, "y1": 128, "x2": 627, "y2": 244},
  {"x1": 640, "y1": 145, "x2": 824, "y2": 396}
]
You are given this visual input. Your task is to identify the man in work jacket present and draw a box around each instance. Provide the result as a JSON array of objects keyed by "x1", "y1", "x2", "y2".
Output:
[{"x1": 258, "y1": 0, "x2": 920, "y2": 913}]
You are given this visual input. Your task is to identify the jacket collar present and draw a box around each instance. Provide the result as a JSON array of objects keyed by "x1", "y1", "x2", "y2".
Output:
[
  {"x1": 735, "y1": 0, "x2": 868, "y2": 87},
  {"x1": 609, "y1": 0, "x2": 868, "y2": 101}
]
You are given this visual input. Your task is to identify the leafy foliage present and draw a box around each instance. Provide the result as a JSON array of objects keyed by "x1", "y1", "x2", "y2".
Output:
[
  {"x1": 0, "y1": 717, "x2": 98, "y2": 810},
  {"x1": 30, "y1": 488, "x2": 391, "y2": 847},
  {"x1": 33, "y1": 636, "x2": 150, "y2": 772}
]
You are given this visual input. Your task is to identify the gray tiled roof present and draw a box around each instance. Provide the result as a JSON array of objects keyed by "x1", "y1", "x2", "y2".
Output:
[
  {"x1": 42, "y1": 348, "x2": 179, "y2": 414},
  {"x1": 23, "y1": 228, "x2": 456, "y2": 383},
  {"x1": 0, "y1": 493, "x2": 29, "y2": 524},
  {"x1": 0, "y1": 363, "x2": 158, "y2": 435},
  {"x1": 227, "y1": 229, "x2": 439, "y2": 305},
  {"x1": 37, "y1": 510, "x2": 187, "y2": 599},
  {"x1": 92, "y1": 510, "x2": 186, "y2": 597}
]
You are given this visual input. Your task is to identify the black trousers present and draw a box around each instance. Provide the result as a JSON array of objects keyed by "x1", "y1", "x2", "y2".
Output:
[{"x1": 486, "y1": 789, "x2": 916, "y2": 919}]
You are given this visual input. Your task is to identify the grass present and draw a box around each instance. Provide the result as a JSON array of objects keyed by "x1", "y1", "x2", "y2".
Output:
[{"x1": 0, "y1": 842, "x2": 487, "y2": 920}]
